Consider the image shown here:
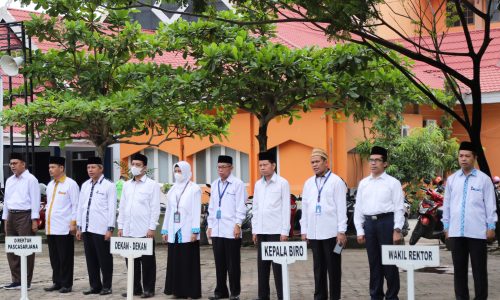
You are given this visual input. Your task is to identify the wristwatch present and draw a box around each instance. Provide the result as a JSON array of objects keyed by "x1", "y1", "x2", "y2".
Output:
[{"x1": 394, "y1": 228, "x2": 402, "y2": 233}]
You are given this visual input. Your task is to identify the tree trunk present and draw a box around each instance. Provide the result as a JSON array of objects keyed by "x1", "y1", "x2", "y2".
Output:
[
  {"x1": 95, "y1": 143, "x2": 108, "y2": 161},
  {"x1": 256, "y1": 118, "x2": 269, "y2": 152},
  {"x1": 469, "y1": 83, "x2": 491, "y2": 177}
]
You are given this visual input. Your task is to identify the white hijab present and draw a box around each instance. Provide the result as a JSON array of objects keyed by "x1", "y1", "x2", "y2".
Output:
[{"x1": 172, "y1": 161, "x2": 192, "y2": 189}]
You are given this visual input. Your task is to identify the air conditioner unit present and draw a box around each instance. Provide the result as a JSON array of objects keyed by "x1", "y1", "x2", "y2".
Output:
[
  {"x1": 401, "y1": 125, "x2": 410, "y2": 137},
  {"x1": 424, "y1": 119, "x2": 437, "y2": 127}
]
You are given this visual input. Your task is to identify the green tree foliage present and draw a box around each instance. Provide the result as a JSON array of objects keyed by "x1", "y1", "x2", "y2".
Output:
[
  {"x1": 155, "y1": 14, "x2": 425, "y2": 151},
  {"x1": 3, "y1": 0, "x2": 231, "y2": 158},
  {"x1": 130, "y1": 0, "x2": 496, "y2": 175}
]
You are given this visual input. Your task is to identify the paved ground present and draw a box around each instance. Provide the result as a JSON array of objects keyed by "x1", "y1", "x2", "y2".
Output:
[{"x1": 0, "y1": 220, "x2": 499, "y2": 299}]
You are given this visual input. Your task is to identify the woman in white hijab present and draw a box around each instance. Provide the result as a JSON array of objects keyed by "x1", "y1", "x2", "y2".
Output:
[{"x1": 161, "y1": 161, "x2": 202, "y2": 299}]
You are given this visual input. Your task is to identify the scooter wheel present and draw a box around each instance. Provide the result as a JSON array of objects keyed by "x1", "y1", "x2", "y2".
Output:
[{"x1": 409, "y1": 222, "x2": 423, "y2": 245}]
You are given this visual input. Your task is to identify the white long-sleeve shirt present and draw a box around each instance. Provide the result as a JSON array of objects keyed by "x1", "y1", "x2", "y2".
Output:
[
  {"x1": 251, "y1": 173, "x2": 291, "y2": 236},
  {"x1": 161, "y1": 181, "x2": 201, "y2": 243},
  {"x1": 354, "y1": 172, "x2": 405, "y2": 236},
  {"x1": 443, "y1": 168, "x2": 497, "y2": 239},
  {"x1": 117, "y1": 175, "x2": 161, "y2": 238},
  {"x1": 207, "y1": 174, "x2": 247, "y2": 239},
  {"x1": 300, "y1": 171, "x2": 347, "y2": 240},
  {"x1": 45, "y1": 176, "x2": 79, "y2": 235},
  {"x1": 3, "y1": 169, "x2": 40, "y2": 220},
  {"x1": 77, "y1": 175, "x2": 117, "y2": 235}
]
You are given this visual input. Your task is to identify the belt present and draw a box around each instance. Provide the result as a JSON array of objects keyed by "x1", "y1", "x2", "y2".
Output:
[
  {"x1": 365, "y1": 212, "x2": 394, "y2": 221},
  {"x1": 8, "y1": 209, "x2": 32, "y2": 214}
]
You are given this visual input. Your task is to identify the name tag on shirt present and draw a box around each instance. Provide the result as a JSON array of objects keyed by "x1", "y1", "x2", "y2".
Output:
[
  {"x1": 216, "y1": 209, "x2": 222, "y2": 219},
  {"x1": 174, "y1": 212, "x2": 181, "y2": 223},
  {"x1": 58, "y1": 191, "x2": 66, "y2": 195},
  {"x1": 315, "y1": 204, "x2": 321, "y2": 215}
]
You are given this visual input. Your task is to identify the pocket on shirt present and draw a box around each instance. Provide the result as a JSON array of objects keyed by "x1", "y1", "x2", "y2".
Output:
[{"x1": 136, "y1": 191, "x2": 152, "y2": 203}]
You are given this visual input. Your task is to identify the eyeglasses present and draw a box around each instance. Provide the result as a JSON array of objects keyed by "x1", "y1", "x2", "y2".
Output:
[
  {"x1": 369, "y1": 158, "x2": 384, "y2": 163},
  {"x1": 217, "y1": 165, "x2": 231, "y2": 169}
]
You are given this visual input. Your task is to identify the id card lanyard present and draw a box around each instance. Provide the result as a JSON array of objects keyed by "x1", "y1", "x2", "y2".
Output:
[
  {"x1": 217, "y1": 179, "x2": 230, "y2": 219},
  {"x1": 174, "y1": 181, "x2": 190, "y2": 223},
  {"x1": 315, "y1": 170, "x2": 331, "y2": 215}
]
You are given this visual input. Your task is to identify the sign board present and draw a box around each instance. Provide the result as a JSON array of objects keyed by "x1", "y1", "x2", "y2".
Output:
[
  {"x1": 5, "y1": 236, "x2": 42, "y2": 256},
  {"x1": 382, "y1": 245, "x2": 439, "y2": 269},
  {"x1": 261, "y1": 241, "x2": 308, "y2": 300},
  {"x1": 5, "y1": 236, "x2": 42, "y2": 300},
  {"x1": 111, "y1": 237, "x2": 153, "y2": 258},
  {"x1": 261, "y1": 241, "x2": 307, "y2": 264},
  {"x1": 382, "y1": 245, "x2": 440, "y2": 300}
]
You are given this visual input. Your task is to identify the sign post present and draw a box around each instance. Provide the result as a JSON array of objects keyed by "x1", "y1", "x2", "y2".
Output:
[
  {"x1": 261, "y1": 241, "x2": 307, "y2": 300},
  {"x1": 110, "y1": 237, "x2": 153, "y2": 300},
  {"x1": 5, "y1": 236, "x2": 42, "y2": 300},
  {"x1": 382, "y1": 245, "x2": 440, "y2": 300}
]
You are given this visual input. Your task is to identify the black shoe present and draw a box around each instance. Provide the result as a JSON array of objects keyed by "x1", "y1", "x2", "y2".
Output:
[
  {"x1": 59, "y1": 287, "x2": 72, "y2": 293},
  {"x1": 229, "y1": 296, "x2": 240, "y2": 300},
  {"x1": 122, "y1": 291, "x2": 142, "y2": 297},
  {"x1": 141, "y1": 292, "x2": 154, "y2": 298},
  {"x1": 83, "y1": 288, "x2": 101, "y2": 295},
  {"x1": 100, "y1": 288, "x2": 112, "y2": 295},
  {"x1": 44, "y1": 284, "x2": 61, "y2": 292}
]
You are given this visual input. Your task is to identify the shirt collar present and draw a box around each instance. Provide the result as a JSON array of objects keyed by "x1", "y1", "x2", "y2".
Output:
[
  {"x1": 133, "y1": 175, "x2": 147, "y2": 183},
  {"x1": 220, "y1": 174, "x2": 234, "y2": 184},
  {"x1": 369, "y1": 171, "x2": 388, "y2": 180},
  {"x1": 316, "y1": 169, "x2": 331, "y2": 178},
  {"x1": 263, "y1": 173, "x2": 277, "y2": 183},
  {"x1": 16, "y1": 169, "x2": 30, "y2": 179},
  {"x1": 92, "y1": 174, "x2": 105, "y2": 184},
  {"x1": 55, "y1": 175, "x2": 67, "y2": 183},
  {"x1": 459, "y1": 168, "x2": 478, "y2": 177}
]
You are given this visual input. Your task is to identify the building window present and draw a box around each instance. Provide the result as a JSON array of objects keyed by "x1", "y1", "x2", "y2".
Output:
[
  {"x1": 139, "y1": 148, "x2": 179, "y2": 183},
  {"x1": 401, "y1": 125, "x2": 410, "y2": 137},
  {"x1": 193, "y1": 145, "x2": 250, "y2": 184},
  {"x1": 447, "y1": 0, "x2": 475, "y2": 26},
  {"x1": 491, "y1": 0, "x2": 500, "y2": 22}
]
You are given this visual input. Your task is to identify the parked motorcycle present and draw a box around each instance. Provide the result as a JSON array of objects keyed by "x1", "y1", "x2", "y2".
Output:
[
  {"x1": 0, "y1": 188, "x2": 4, "y2": 234},
  {"x1": 37, "y1": 183, "x2": 47, "y2": 230},
  {"x1": 346, "y1": 188, "x2": 409, "y2": 238},
  {"x1": 493, "y1": 176, "x2": 500, "y2": 241},
  {"x1": 290, "y1": 194, "x2": 302, "y2": 237},
  {"x1": 409, "y1": 181, "x2": 446, "y2": 245}
]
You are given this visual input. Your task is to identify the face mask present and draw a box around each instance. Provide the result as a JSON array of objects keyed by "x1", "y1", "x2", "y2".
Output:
[
  {"x1": 174, "y1": 173, "x2": 183, "y2": 182},
  {"x1": 131, "y1": 166, "x2": 143, "y2": 176}
]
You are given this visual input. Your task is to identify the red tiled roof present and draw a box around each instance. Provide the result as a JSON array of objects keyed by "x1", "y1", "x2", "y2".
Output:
[
  {"x1": 397, "y1": 28, "x2": 500, "y2": 93},
  {"x1": 3, "y1": 8, "x2": 500, "y2": 94}
]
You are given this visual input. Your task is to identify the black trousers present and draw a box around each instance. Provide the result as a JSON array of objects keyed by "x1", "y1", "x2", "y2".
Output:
[
  {"x1": 450, "y1": 237, "x2": 488, "y2": 300},
  {"x1": 257, "y1": 234, "x2": 283, "y2": 300},
  {"x1": 125, "y1": 240, "x2": 156, "y2": 294},
  {"x1": 309, "y1": 238, "x2": 341, "y2": 300},
  {"x1": 364, "y1": 215, "x2": 399, "y2": 300},
  {"x1": 82, "y1": 232, "x2": 113, "y2": 290},
  {"x1": 47, "y1": 234, "x2": 74, "y2": 288},
  {"x1": 212, "y1": 237, "x2": 242, "y2": 297},
  {"x1": 6, "y1": 211, "x2": 35, "y2": 284}
]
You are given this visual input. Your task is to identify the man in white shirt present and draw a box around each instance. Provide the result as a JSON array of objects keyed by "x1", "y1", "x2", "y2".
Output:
[
  {"x1": 76, "y1": 156, "x2": 117, "y2": 296},
  {"x1": 252, "y1": 151, "x2": 290, "y2": 300},
  {"x1": 2, "y1": 152, "x2": 40, "y2": 290},
  {"x1": 44, "y1": 156, "x2": 79, "y2": 294},
  {"x1": 443, "y1": 141, "x2": 497, "y2": 300},
  {"x1": 117, "y1": 153, "x2": 160, "y2": 299},
  {"x1": 207, "y1": 155, "x2": 247, "y2": 300},
  {"x1": 300, "y1": 148, "x2": 347, "y2": 300},
  {"x1": 354, "y1": 146, "x2": 404, "y2": 300}
]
